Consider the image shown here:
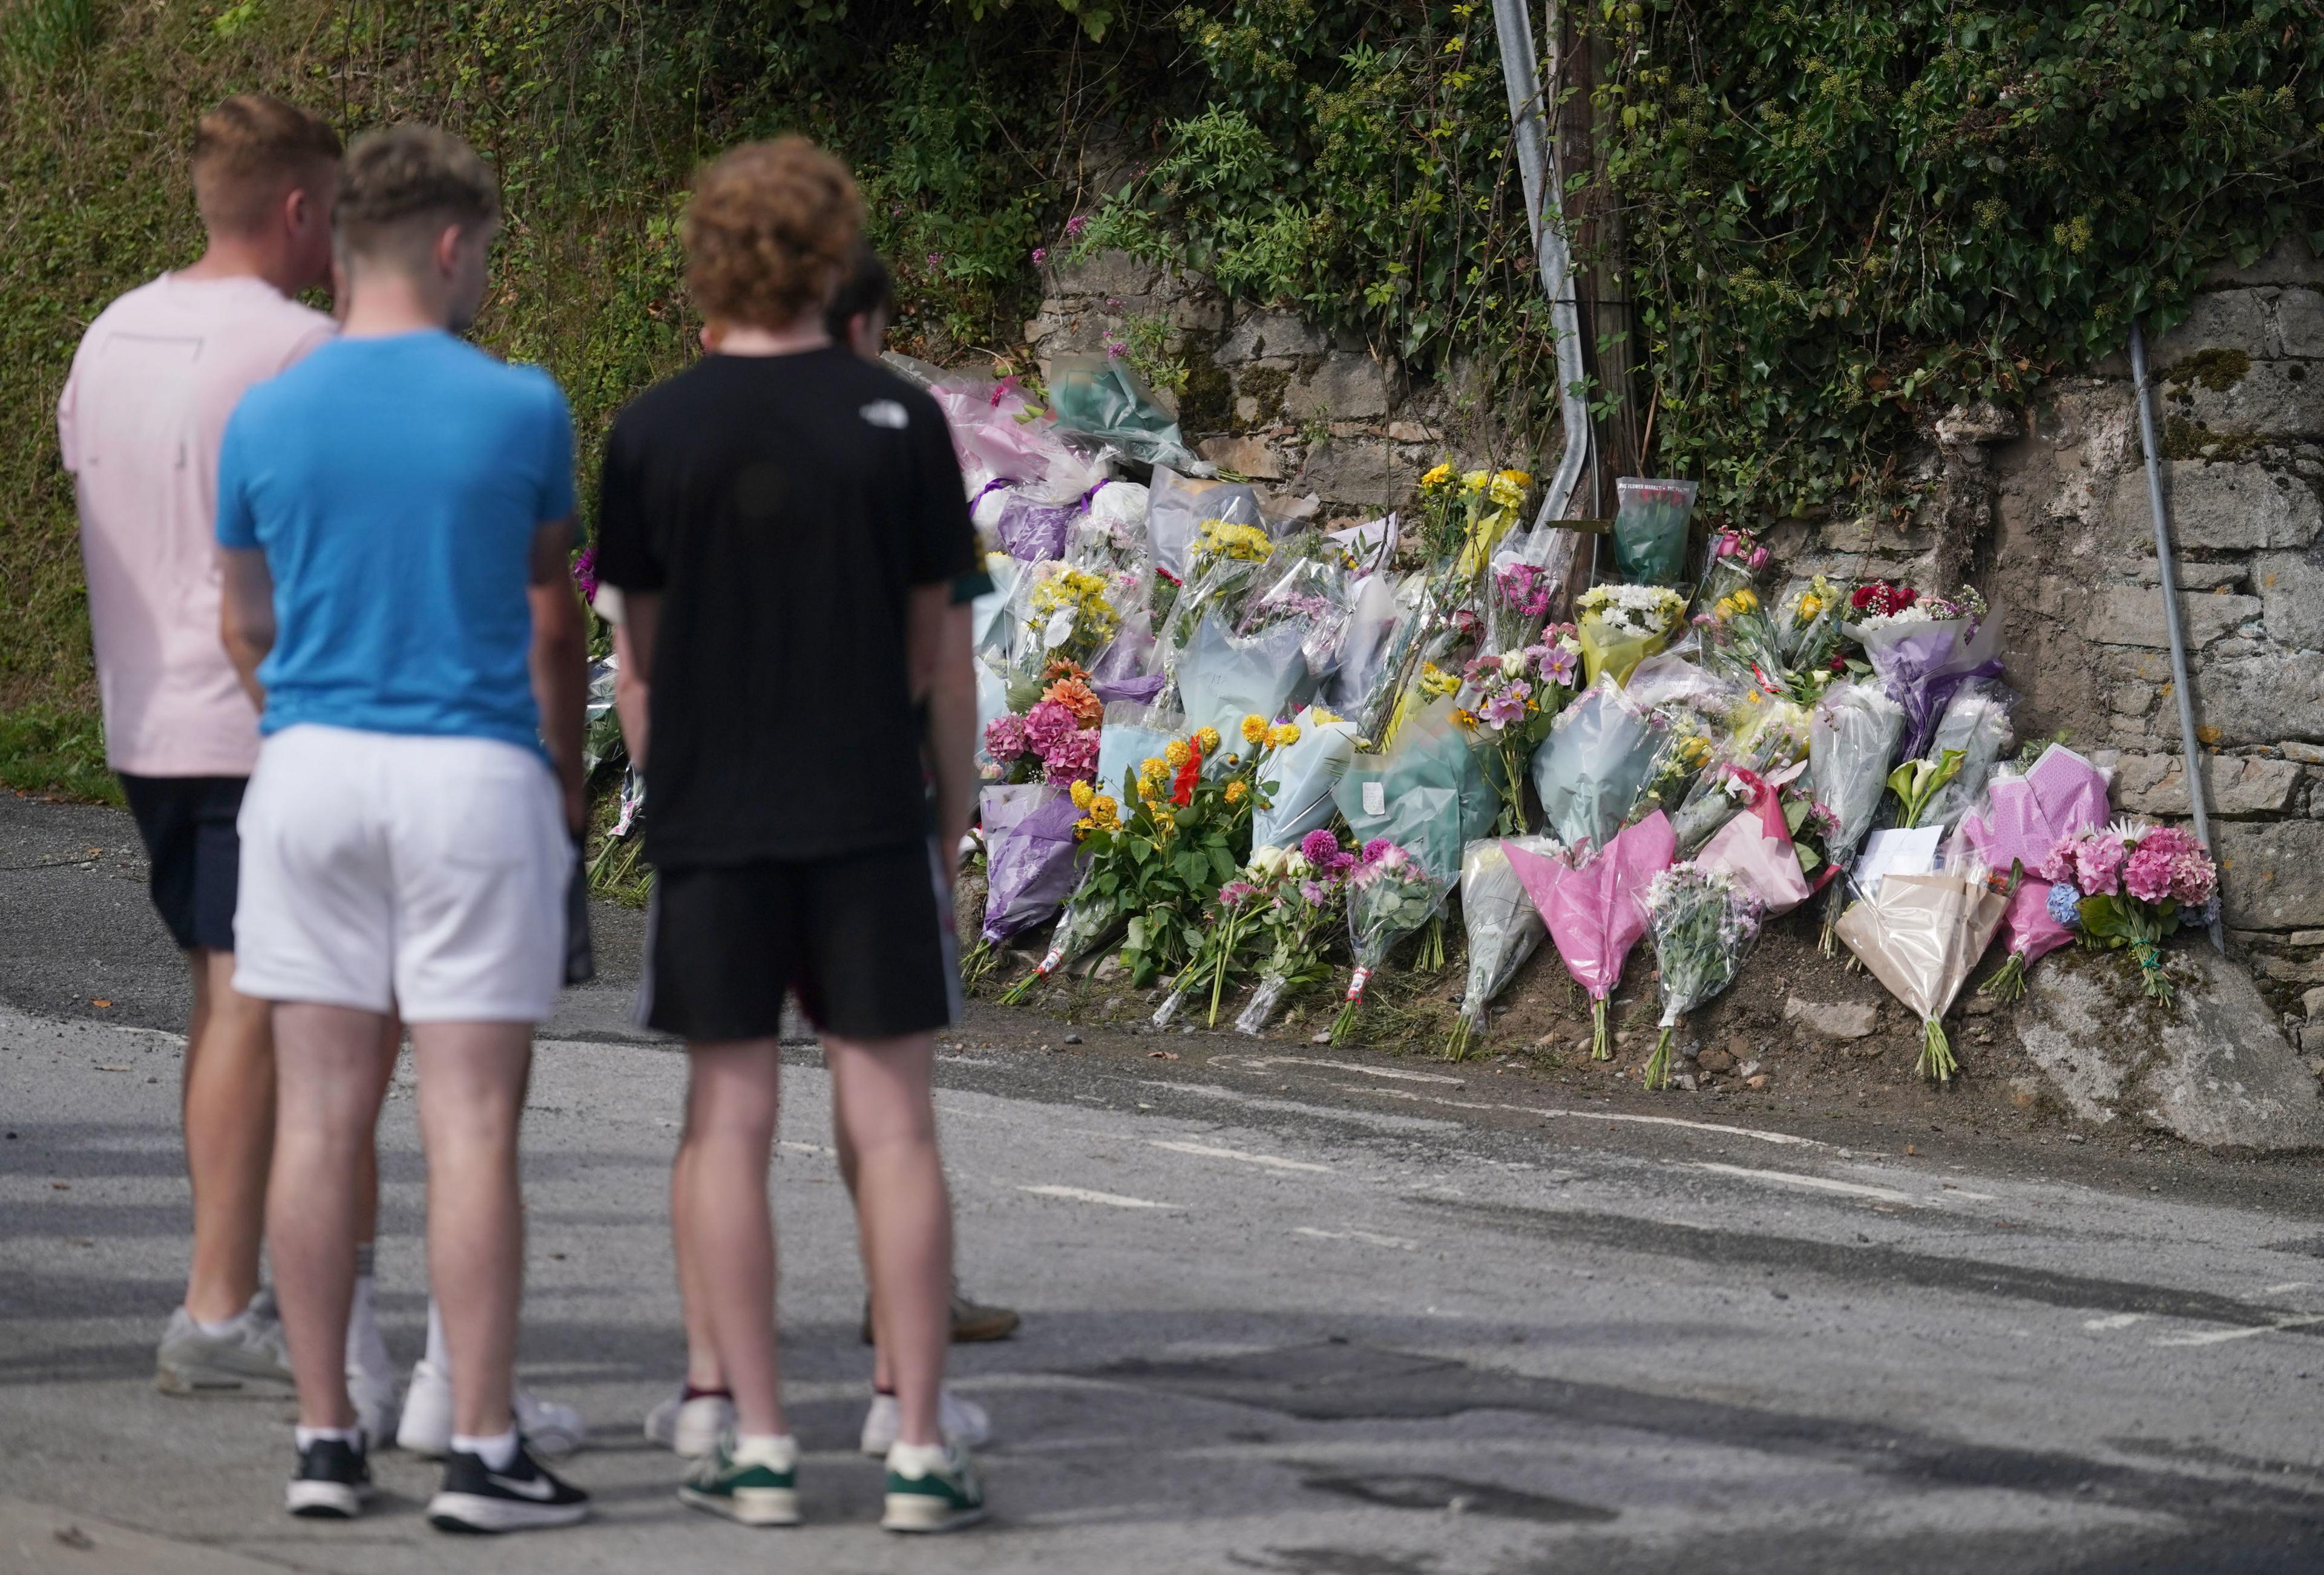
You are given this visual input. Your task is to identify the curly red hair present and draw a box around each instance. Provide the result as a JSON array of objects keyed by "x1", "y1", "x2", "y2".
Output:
[{"x1": 683, "y1": 137, "x2": 863, "y2": 330}]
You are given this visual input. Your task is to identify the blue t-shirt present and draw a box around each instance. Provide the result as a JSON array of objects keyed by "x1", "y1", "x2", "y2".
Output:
[{"x1": 216, "y1": 332, "x2": 576, "y2": 753}]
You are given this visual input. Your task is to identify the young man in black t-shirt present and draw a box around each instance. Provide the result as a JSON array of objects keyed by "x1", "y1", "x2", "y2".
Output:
[{"x1": 596, "y1": 138, "x2": 985, "y2": 1534}]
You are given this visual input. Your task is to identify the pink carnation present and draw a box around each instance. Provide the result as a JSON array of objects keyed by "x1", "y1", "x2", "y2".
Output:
[
  {"x1": 985, "y1": 714, "x2": 1029, "y2": 759},
  {"x1": 1039, "y1": 726, "x2": 1100, "y2": 784},
  {"x1": 2072, "y1": 834, "x2": 2126, "y2": 898}
]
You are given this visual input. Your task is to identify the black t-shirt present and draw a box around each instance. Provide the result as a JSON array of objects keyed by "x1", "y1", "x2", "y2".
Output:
[{"x1": 596, "y1": 349, "x2": 976, "y2": 868}]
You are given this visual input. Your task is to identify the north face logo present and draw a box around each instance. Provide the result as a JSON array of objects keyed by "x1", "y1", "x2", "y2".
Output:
[{"x1": 859, "y1": 400, "x2": 909, "y2": 430}]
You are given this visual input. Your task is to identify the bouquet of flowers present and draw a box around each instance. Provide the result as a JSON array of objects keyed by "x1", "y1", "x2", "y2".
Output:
[
  {"x1": 1640, "y1": 865, "x2": 1764, "y2": 1090},
  {"x1": 1241, "y1": 540, "x2": 1359, "y2": 679},
  {"x1": 1321, "y1": 571, "x2": 1414, "y2": 718},
  {"x1": 1843, "y1": 581, "x2": 2003, "y2": 760},
  {"x1": 1510, "y1": 811, "x2": 1676, "y2": 1059},
  {"x1": 1451, "y1": 632, "x2": 1580, "y2": 834},
  {"x1": 1779, "y1": 776, "x2": 1843, "y2": 889},
  {"x1": 1627, "y1": 708, "x2": 1720, "y2": 830},
  {"x1": 1777, "y1": 573, "x2": 1850, "y2": 683},
  {"x1": 1610, "y1": 476, "x2": 1699, "y2": 585},
  {"x1": 1443, "y1": 835, "x2": 1561, "y2": 1061},
  {"x1": 1153, "y1": 860, "x2": 1276, "y2": 1029},
  {"x1": 1251, "y1": 706, "x2": 1361, "y2": 849},
  {"x1": 1166, "y1": 517, "x2": 1277, "y2": 661},
  {"x1": 977, "y1": 782, "x2": 1089, "y2": 946},
  {"x1": 1414, "y1": 464, "x2": 1531, "y2": 580},
  {"x1": 1020, "y1": 562, "x2": 1124, "y2": 675},
  {"x1": 983, "y1": 666, "x2": 1103, "y2": 785},
  {"x1": 2040, "y1": 821, "x2": 2219, "y2": 1004},
  {"x1": 1147, "y1": 468, "x2": 1265, "y2": 583},
  {"x1": 1698, "y1": 557, "x2": 1788, "y2": 695},
  {"x1": 1531, "y1": 678, "x2": 1667, "y2": 856},
  {"x1": 1177, "y1": 614, "x2": 1309, "y2": 755},
  {"x1": 1810, "y1": 680, "x2": 1906, "y2": 951},
  {"x1": 1488, "y1": 558, "x2": 1560, "y2": 650},
  {"x1": 1952, "y1": 743, "x2": 2113, "y2": 999},
  {"x1": 1328, "y1": 838, "x2": 1449, "y2": 1044},
  {"x1": 1575, "y1": 584, "x2": 1688, "y2": 688},
  {"x1": 1667, "y1": 695, "x2": 1813, "y2": 853},
  {"x1": 1236, "y1": 829, "x2": 1357, "y2": 1035},
  {"x1": 1914, "y1": 683, "x2": 2016, "y2": 832},
  {"x1": 1693, "y1": 768, "x2": 1814, "y2": 917},
  {"x1": 1836, "y1": 860, "x2": 2009, "y2": 1081},
  {"x1": 995, "y1": 779, "x2": 1128, "y2": 1005}
]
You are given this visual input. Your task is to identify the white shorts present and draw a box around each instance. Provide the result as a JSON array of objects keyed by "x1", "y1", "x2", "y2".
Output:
[{"x1": 234, "y1": 724, "x2": 567, "y2": 1023}]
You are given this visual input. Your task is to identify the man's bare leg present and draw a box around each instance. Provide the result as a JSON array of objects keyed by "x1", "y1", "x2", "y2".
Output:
[
  {"x1": 268, "y1": 1003, "x2": 397, "y2": 1428},
  {"x1": 677, "y1": 1040, "x2": 788, "y2": 1438},
  {"x1": 410, "y1": 1021, "x2": 531, "y2": 1441},
  {"x1": 182, "y1": 949, "x2": 274, "y2": 1323},
  {"x1": 671, "y1": 1141, "x2": 726, "y2": 1392},
  {"x1": 826, "y1": 1032, "x2": 951, "y2": 1449}
]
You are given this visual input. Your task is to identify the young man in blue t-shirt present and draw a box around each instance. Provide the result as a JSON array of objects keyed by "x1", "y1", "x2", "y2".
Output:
[{"x1": 216, "y1": 124, "x2": 589, "y2": 1533}]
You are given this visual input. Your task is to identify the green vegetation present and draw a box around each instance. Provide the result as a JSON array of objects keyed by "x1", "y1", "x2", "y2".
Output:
[{"x1": 6, "y1": 1, "x2": 2318, "y2": 801}]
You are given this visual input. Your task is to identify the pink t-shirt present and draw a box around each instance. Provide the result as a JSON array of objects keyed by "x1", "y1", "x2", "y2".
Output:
[{"x1": 58, "y1": 273, "x2": 335, "y2": 777}]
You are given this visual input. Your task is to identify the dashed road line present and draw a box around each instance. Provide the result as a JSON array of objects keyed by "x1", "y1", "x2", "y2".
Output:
[
  {"x1": 1150, "y1": 1139, "x2": 1331, "y2": 1173},
  {"x1": 2152, "y1": 1314, "x2": 2324, "y2": 1348},
  {"x1": 1531, "y1": 1108, "x2": 1828, "y2": 1149},
  {"x1": 1295, "y1": 1225, "x2": 1418, "y2": 1251},
  {"x1": 1693, "y1": 1162, "x2": 1916, "y2": 1205},
  {"x1": 1018, "y1": 1184, "x2": 1180, "y2": 1210},
  {"x1": 2084, "y1": 1313, "x2": 2145, "y2": 1331}
]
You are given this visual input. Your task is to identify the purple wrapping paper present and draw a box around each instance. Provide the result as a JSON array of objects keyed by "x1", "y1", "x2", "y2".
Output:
[
  {"x1": 979, "y1": 785, "x2": 1088, "y2": 943},
  {"x1": 1852, "y1": 614, "x2": 2004, "y2": 760},
  {"x1": 995, "y1": 494, "x2": 1078, "y2": 562}
]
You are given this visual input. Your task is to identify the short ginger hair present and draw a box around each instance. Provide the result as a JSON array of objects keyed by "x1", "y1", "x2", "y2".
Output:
[
  {"x1": 192, "y1": 95, "x2": 342, "y2": 235},
  {"x1": 684, "y1": 137, "x2": 863, "y2": 330},
  {"x1": 336, "y1": 124, "x2": 501, "y2": 267}
]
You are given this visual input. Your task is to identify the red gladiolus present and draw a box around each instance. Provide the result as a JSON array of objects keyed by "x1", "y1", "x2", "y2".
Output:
[{"x1": 1172, "y1": 747, "x2": 1203, "y2": 808}]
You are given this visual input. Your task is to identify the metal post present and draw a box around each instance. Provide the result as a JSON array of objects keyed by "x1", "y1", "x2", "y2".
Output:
[
  {"x1": 2127, "y1": 319, "x2": 2226, "y2": 953},
  {"x1": 1492, "y1": 0, "x2": 1589, "y2": 529}
]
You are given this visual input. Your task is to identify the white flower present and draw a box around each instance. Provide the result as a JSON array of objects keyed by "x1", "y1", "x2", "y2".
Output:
[
  {"x1": 1499, "y1": 650, "x2": 1528, "y2": 678},
  {"x1": 1249, "y1": 844, "x2": 1288, "y2": 879},
  {"x1": 1283, "y1": 851, "x2": 1312, "y2": 879}
]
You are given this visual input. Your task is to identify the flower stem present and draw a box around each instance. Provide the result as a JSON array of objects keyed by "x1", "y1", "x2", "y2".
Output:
[
  {"x1": 1643, "y1": 1026, "x2": 1675, "y2": 1091},
  {"x1": 1443, "y1": 1012, "x2": 1474, "y2": 1063},
  {"x1": 1915, "y1": 1017, "x2": 1958, "y2": 1083},
  {"x1": 1591, "y1": 998, "x2": 1611, "y2": 1061},
  {"x1": 1978, "y1": 952, "x2": 2027, "y2": 1003}
]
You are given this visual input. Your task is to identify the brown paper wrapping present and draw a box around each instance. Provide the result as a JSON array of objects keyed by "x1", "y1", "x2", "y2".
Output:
[{"x1": 1834, "y1": 872, "x2": 2008, "y2": 1023}]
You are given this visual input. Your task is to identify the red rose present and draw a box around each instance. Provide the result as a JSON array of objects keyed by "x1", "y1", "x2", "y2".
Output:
[{"x1": 1850, "y1": 584, "x2": 1879, "y2": 611}]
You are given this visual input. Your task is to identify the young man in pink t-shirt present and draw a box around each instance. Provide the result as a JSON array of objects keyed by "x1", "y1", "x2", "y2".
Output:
[{"x1": 57, "y1": 95, "x2": 342, "y2": 1401}]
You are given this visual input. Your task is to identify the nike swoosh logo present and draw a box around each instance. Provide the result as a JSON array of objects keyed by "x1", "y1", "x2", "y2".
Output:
[{"x1": 484, "y1": 1472, "x2": 557, "y2": 1501}]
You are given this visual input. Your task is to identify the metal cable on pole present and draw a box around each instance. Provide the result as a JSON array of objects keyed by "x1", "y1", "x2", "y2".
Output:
[
  {"x1": 1492, "y1": 0, "x2": 1589, "y2": 531},
  {"x1": 2127, "y1": 318, "x2": 2226, "y2": 954}
]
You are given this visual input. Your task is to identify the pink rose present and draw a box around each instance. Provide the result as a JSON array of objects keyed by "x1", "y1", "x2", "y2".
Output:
[{"x1": 1748, "y1": 546, "x2": 1770, "y2": 570}]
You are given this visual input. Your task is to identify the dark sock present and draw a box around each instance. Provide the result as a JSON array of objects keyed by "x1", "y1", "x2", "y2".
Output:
[
  {"x1": 682, "y1": 1383, "x2": 732, "y2": 1403},
  {"x1": 874, "y1": 1385, "x2": 896, "y2": 1397}
]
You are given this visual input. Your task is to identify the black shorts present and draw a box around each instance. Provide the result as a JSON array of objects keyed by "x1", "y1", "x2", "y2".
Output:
[
  {"x1": 640, "y1": 840, "x2": 957, "y2": 1043},
  {"x1": 119, "y1": 774, "x2": 246, "y2": 953}
]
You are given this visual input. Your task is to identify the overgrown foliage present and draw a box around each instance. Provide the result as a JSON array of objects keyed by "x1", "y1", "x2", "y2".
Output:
[{"x1": 1589, "y1": 0, "x2": 2324, "y2": 518}]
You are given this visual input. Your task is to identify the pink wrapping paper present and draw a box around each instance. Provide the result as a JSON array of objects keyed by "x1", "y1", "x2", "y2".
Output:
[
  {"x1": 1951, "y1": 743, "x2": 2111, "y2": 961},
  {"x1": 1696, "y1": 770, "x2": 1811, "y2": 916},
  {"x1": 1514, "y1": 812, "x2": 1676, "y2": 1006}
]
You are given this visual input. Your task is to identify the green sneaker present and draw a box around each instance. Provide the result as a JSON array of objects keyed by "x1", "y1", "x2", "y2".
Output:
[
  {"x1": 678, "y1": 1435, "x2": 800, "y2": 1527},
  {"x1": 882, "y1": 1441, "x2": 986, "y2": 1533}
]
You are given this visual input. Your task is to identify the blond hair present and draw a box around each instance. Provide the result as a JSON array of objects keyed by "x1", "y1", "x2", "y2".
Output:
[
  {"x1": 191, "y1": 95, "x2": 342, "y2": 235},
  {"x1": 683, "y1": 137, "x2": 862, "y2": 330}
]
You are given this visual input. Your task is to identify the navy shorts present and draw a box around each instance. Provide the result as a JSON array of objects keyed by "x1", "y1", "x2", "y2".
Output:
[
  {"x1": 639, "y1": 839, "x2": 956, "y2": 1043},
  {"x1": 119, "y1": 774, "x2": 246, "y2": 953}
]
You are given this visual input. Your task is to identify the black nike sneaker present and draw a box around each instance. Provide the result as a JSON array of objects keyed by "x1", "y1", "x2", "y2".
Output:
[
  {"x1": 425, "y1": 1439, "x2": 590, "y2": 1534},
  {"x1": 286, "y1": 1435, "x2": 376, "y2": 1519}
]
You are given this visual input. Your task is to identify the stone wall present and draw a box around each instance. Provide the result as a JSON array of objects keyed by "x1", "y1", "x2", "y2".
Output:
[{"x1": 1026, "y1": 244, "x2": 2324, "y2": 1041}]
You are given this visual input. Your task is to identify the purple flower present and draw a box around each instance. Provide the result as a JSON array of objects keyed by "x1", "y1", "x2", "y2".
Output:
[
  {"x1": 1031, "y1": 246, "x2": 1048, "y2": 265},
  {"x1": 1039, "y1": 727, "x2": 1100, "y2": 785},
  {"x1": 1065, "y1": 214, "x2": 1089, "y2": 238},
  {"x1": 1480, "y1": 686, "x2": 1529, "y2": 728},
  {"x1": 2046, "y1": 880, "x2": 2084, "y2": 929},
  {"x1": 1023, "y1": 700, "x2": 1077, "y2": 751},
  {"x1": 1301, "y1": 828, "x2": 1342, "y2": 866},
  {"x1": 1104, "y1": 337, "x2": 1127, "y2": 358},
  {"x1": 1299, "y1": 879, "x2": 1333, "y2": 907},
  {"x1": 571, "y1": 545, "x2": 599, "y2": 603},
  {"x1": 926, "y1": 251, "x2": 944, "y2": 270},
  {"x1": 1361, "y1": 837, "x2": 1397, "y2": 865},
  {"x1": 1541, "y1": 646, "x2": 1578, "y2": 686}
]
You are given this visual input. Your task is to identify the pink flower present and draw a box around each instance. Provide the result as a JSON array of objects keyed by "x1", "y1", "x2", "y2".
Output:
[
  {"x1": 1748, "y1": 546, "x2": 1770, "y2": 570},
  {"x1": 2122, "y1": 842, "x2": 2175, "y2": 905},
  {"x1": 2072, "y1": 834, "x2": 2127, "y2": 897},
  {"x1": 1023, "y1": 699, "x2": 1077, "y2": 751},
  {"x1": 2035, "y1": 837, "x2": 2078, "y2": 885},
  {"x1": 1541, "y1": 646, "x2": 1578, "y2": 686},
  {"x1": 1040, "y1": 726, "x2": 1101, "y2": 784},
  {"x1": 1481, "y1": 685, "x2": 1530, "y2": 727},
  {"x1": 1714, "y1": 534, "x2": 1736, "y2": 558},
  {"x1": 1301, "y1": 829, "x2": 1342, "y2": 866},
  {"x1": 1031, "y1": 246, "x2": 1048, "y2": 265},
  {"x1": 1065, "y1": 214, "x2": 1088, "y2": 238},
  {"x1": 985, "y1": 714, "x2": 1029, "y2": 759},
  {"x1": 926, "y1": 252, "x2": 944, "y2": 269},
  {"x1": 2170, "y1": 849, "x2": 2217, "y2": 906},
  {"x1": 1218, "y1": 880, "x2": 1259, "y2": 910},
  {"x1": 1361, "y1": 837, "x2": 1398, "y2": 865}
]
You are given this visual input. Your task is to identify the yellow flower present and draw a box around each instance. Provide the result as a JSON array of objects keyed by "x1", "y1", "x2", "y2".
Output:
[
  {"x1": 1074, "y1": 816, "x2": 1096, "y2": 840},
  {"x1": 1461, "y1": 468, "x2": 1491, "y2": 493},
  {"x1": 1224, "y1": 780, "x2": 1249, "y2": 804},
  {"x1": 1309, "y1": 706, "x2": 1343, "y2": 725},
  {"x1": 1069, "y1": 779, "x2": 1095, "y2": 810},
  {"x1": 1796, "y1": 593, "x2": 1823, "y2": 622},
  {"x1": 1195, "y1": 725, "x2": 1222, "y2": 755},
  {"x1": 1195, "y1": 519, "x2": 1273, "y2": 563},
  {"x1": 1487, "y1": 470, "x2": 1528, "y2": 510},
  {"x1": 1732, "y1": 588, "x2": 1759, "y2": 614},
  {"x1": 1164, "y1": 740, "x2": 1192, "y2": 769},
  {"x1": 1451, "y1": 707, "x2": 1479, "y2": 730},
  {"x1": 1241, "y1": 715, "x2": 1270, "y2": 745},
  {"x1": 1091, "y1": 794, "x2": 1118, "y2": 822},
  {"x1": 1678, "y1": 736, "x2": 1712, "y2": 769},
  {"x1": 1420, "y1": 462, "x2": 1454, "y2": 490},
  {"x1": 1417, "y1": 662, "x2": 1460, "y2": 698},
  {"x1": 1152, "y1": 808, "x2": 1177, "y2": 834},
  {"x1": 1140, "y1": 756, "x2": 1167, "y2": 780},
  {"x1": 1497, "y1": 468, "x2": 1533, "y2": 489},
  {"x1": 1267, "y1": 722, "x2": 1301, "y2": 747}
]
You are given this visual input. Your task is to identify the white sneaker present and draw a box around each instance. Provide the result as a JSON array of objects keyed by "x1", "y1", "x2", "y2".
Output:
[
  {"x1": 395, "y1": 1358, "x2": 588, "y2": 1459},
  {"x1": 645, "y1": 1389, "x2": 736, "y2": 1458},
  {"x1": 154, "y1": 1295, "x2": 293, "y2": 1395},
  {"x1": 859, "y1": 1387, "x2": 991, "y2": 1457}
]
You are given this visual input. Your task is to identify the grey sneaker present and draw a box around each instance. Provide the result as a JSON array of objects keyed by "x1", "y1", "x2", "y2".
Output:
[
  {"x1": 882, "y1": 1441, "x2": 986, "y2": 1533},
  {"x1": 156, "y1": 1297, "x2": 294, "y2": 1395}
]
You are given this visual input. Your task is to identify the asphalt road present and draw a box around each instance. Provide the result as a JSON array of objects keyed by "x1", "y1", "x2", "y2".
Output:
[{"x1": 5, "y1": 793, "x2": 2324, "y2": 1573}]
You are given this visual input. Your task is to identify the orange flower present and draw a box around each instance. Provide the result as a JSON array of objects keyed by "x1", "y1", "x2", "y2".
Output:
[{"x1": 1042, "y1": 676, "x2": 1103, "y2": 730}]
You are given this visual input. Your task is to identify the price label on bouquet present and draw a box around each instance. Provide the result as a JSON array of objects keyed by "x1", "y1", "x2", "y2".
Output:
[{"x1": 1362, "y1": 781, "x2": 1385, "y2": 817}]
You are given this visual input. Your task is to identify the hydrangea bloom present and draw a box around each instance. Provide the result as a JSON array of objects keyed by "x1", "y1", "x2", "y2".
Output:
[
  {"x1": 2046, "y1": 880, "x2": 2084, "y2": 929},
  {"x1": 2071, "y1": 834, "x2": 2126, "y2": 897},
  {"x1": 1023, "y1": 699, "x2": 1077, "y2": 752},
  {"x1": 984, "y1": 714, "x2": 1029, "y2": 760},
  {"x1": 1039, "y1": 726, "x2": 1099, "y2": 785}
]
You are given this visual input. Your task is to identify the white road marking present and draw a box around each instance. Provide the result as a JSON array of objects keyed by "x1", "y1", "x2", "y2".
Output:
[
  {"x1": 778, "y1": 1140, "x2": 836, "y2": 1157},
  {"x1": 1150, "y1": 1139, "x2": 1331, "y2": 1173},
  {"x1": 2263, "y1": 1282, "x2": 2313, "y2": 1296},
  {"x1": 1146, "y1": 1081, "x2": 1458, "y2": 1133},
  {"x1": 2153, "y1": 1314, "x2": 2324, "y2": 1348},
  {"x1": 1221, "y1": 1054, "x2": 1466, "y2": 1085},
  {"x1": 1295, "y1": 1226, "x2": 1418, "y2": 1251},
  {"x1": 1531, "y1": 1108, "x2": 1828, "y2": 1149},
  {"x1": 1694, "y1": 1162, "x2": 1916, "y2": 1205},
  {"x1": 2084, "y1": 1314, "x2": 2145, "y2": 1331},
  {"x1": 1019, "y1": 1184, "x2": 1180, "y2": 1210}
]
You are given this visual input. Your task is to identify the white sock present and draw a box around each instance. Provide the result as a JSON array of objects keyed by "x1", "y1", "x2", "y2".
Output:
[
  {"x1": 451, "y1": 1427, "x2": 519, "y2": 1471},
  {"x1": 887, "y1": 1440, "x2": 951, "y2": 1476},
  {"x1": 424, "y1": 1298, "x2": 450, "y2": 1374},
  {"x1": 345, "y1": 1244, "x2": 390, "y2": 1376},
  {"x1": 193, "y1": 1311, "x2": 244, "y2": 1338},
  {"x1": 733, "y1": 1432, "x2": 798, "y2": 1469},
  {"x1": 295, "y1": 1425, "x2": 363, "y2": 1452}
]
